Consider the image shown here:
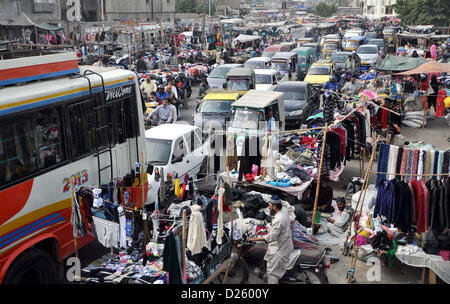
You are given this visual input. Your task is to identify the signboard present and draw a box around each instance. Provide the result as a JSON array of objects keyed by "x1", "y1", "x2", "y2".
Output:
[{"x1": 105, "y1": 85, "x2": 134, "y2": 102}]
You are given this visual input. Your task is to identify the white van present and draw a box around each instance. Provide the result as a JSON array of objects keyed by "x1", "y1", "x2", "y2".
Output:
[
  {"x1": 244, "y1": 56, "x2": 271, "y2": 69},
  {"x1": 145, "y1": 124, "x2": 209, "y2": 205},
  {"x1": 254, "y1": 69, "x2": 284, "y2": 91}
]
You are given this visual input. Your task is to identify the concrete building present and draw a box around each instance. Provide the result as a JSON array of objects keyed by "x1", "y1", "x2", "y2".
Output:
[
  {"x1": 0, "y1": 0, "x2": 61, "y2": 25},
  {"x1": 102, "y1": 0, "x2": 175, "y2": 23},
  {"x1": 361, "y1": 0, "x2": 397, "y2": 18}
]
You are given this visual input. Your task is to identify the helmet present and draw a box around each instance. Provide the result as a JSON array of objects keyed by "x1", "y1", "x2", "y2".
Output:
[
  {"x1": 330, "y1": 75, "x2": 336, "y2": 83},
  {"x1": 157, "y1": 85, "x2": 165, "y2": 90}
]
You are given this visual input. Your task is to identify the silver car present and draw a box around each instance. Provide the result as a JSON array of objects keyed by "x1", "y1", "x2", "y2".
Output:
[
  {"x1": 207, "y1": 64, "x2": 243, "y2": 88},
  {"x1": 356, "y1": 45, "x2": 379, "y2": 66}
]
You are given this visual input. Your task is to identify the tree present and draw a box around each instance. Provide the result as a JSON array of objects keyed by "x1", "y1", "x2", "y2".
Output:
[
  {"x1": 176, "y1": 0, "x2": 219, "y2": 15},
  {"x1": 176, "y1": 0, "x2": 195, "y2": 13},
  {"x1": 394, "y1": 0, "x2": 449, "y2": 27},
  {"x1": 314, "y1": 2, "x2": 338, "y2": 18}
]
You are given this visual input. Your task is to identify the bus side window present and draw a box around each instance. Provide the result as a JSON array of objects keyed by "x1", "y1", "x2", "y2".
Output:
[
  {"x1": 68, "y1": 98, "x2": 103, "y2": 158},
  {"x1": 0, "y1": 107, "x2": 65, "y2": 188},
  {"x1": 113, "y1": 96, "x2": 139, "y2": 144}
]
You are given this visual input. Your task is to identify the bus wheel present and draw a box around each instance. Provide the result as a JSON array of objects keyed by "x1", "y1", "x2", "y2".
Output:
[{"x1": 3, "y1": 248, "x2": 56, "y2": 284}]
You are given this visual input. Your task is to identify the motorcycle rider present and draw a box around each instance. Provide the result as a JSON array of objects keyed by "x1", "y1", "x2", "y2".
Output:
[
  {"x1": 140, "y1": 76, "x2": 157, "y2": 95},
  {"x1": 165, "y1": 83, "x2": 182, "y2": 118},
  {"x1": 323, "y1": 75, "x2": 339, "y2": 95},
  {"x1": 156, "y1": 85, "x2": 170, "y2": 104},
  {"x1": 341, "y1": 76, "x2": 362, "y2": 96},
  {"x1": 166, "y1": 79, "x2": 179, "y2": 100},
  {"x1": 249, "y1": 195, "x2": 301, "y2": 284},
  {"x1": 198, "y1": 80, "x2": 209, "y2": 98},
  {"x1": 146, "y1": 98, "x2": 173, "y2": 124}
]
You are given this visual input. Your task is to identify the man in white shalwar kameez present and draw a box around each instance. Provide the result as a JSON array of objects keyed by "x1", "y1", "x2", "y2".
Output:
[{"x1": 249, "y1": 195, "x2": 301, "y2": 284}]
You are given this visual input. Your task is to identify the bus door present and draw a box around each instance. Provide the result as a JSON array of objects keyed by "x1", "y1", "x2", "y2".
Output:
[{"x1": 104, "y1": 84, "x2": 140, "y2": 183}]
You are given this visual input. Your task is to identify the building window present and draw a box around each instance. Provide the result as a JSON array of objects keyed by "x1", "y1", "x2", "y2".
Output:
[
  {"x1": 33, "y1": 0, "x2": 56, "y2": 13},
  {"x1": 385, "y1": 6, "x2": 393, "y2": 15}
]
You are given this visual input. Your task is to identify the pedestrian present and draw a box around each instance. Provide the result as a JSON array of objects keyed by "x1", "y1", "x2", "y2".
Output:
[
  {"x1": 427, "y1": 74, "x2": 440, "y2": 114},
  {"x1": 248, "y1": 195, "x2": 301, "y2": 284}
]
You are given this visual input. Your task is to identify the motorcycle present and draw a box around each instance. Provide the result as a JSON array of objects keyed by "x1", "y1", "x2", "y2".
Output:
[{"x1": 213, "y1": 233, "x2": 331, "y2": 284}]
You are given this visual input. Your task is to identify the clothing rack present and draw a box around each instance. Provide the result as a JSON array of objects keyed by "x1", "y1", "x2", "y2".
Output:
[{"x1": 369, "y1": 171, "x2": 450, "y2": 177}]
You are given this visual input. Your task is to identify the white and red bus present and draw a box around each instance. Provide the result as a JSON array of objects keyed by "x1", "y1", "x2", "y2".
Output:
[{"x1": 0, "y1": 53, "x2": 147, "y2": 283}]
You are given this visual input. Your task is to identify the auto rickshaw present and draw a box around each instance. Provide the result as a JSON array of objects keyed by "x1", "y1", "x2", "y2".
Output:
[
  {"x1": 383, "y1": 28, "x2": 395, "y2": 46},
  {"x1": 292, "y1": 47, "x2": 316, "y2": 80},
  {"x1": 270, "y1": 51, "x2": 298, "y2": 80},
  {"x1": 225, "y1": 67, "x2": 256, "y2": 97},
  {"x1": 228, "y1": 90, "x2": 285, "y2": 156},
  {"x1": 322, "y1": 39, "x2": 340, "y2": 59},
  {"x1": 296, "y1": 37, "x2": 314, "y2": 47},
  {"x1": 344, "y1": 36, "x2": 366, "y2": 52}
]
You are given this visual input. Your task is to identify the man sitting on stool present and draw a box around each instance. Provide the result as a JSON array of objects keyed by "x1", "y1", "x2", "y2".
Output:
[{"x1": 301, "y1": 175, "x2": 335, "y2": 213}]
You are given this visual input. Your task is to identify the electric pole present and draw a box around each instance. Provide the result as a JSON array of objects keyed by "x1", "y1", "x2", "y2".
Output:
[{"x1": 202, "y1": 3, "x2": 206, "y2": 50}]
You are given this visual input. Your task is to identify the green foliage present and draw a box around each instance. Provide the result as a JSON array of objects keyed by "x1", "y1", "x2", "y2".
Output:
[
  {"x1": 394, "y1": 0, "x2": 450, "y2": 27},
  {"x1": 176, "y1": 0, "x2": 195, "y2": 13},
  {"x1": 314, "y1": 2, "x2": 338, "y2": 18},
  {"x1": 176, "y1": 0, "x2": 218, "y2": 14}
]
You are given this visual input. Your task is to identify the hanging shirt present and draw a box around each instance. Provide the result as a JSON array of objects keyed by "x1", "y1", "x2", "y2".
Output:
[
  {"x1": 187, "y1": 205, "x2": 208, "y2": 254},
  {"x1": 374, "y1": 179, "x2": 395, "y2": 220},
  {"x1": 162, "y1": 230, "x2": 183, "y2": 284}
]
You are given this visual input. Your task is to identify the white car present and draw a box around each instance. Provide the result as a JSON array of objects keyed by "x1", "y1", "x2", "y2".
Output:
[
  {"x1": 356, "y1": 45, "x2": 380, "y2": 66},
  {"x1": 145, "y1": 124, "x2": 209, "y2": 205},
  {"x1": 244, "y1": 57, "x2": 271, "y2": 69},
  {"x1": 254, "y1": 69, "x2": 284, "y2": 91}
]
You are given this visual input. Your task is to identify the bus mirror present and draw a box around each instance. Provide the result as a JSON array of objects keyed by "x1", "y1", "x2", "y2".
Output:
[{"x1": 147, "y1": 163, "x2": 154, "y2": 174}]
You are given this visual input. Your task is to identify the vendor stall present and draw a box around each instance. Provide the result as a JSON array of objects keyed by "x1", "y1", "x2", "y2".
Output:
[
  {"x1": 343, "y1": 138, "x2": 450, "y2": 284},
  {"x1": 74, "y1": 170, "x2": 235, "y2": 284}
]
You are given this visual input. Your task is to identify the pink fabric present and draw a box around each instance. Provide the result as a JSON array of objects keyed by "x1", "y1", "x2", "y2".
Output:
[
  {"x1": 400, "y1": 148, "x2": 409, "y2": 179},
  {"x1": 430, "y1": 44, "x2": 437, "y2": 59},
  {"x1": 356, "y1": 235, "x2": 368, "y2": 246},
  {"x1": 440, "y1": 250, "x2": 450, "y2": 261},
  {"x1": 252, "y1": 164, "x2": 259, "y2": 176},
  {"x1": 330, "y1": 162, "x2": 345, "y2": 182}
]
